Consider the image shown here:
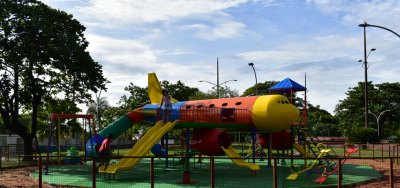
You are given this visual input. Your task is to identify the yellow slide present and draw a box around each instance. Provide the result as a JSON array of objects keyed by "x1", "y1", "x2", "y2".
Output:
[
  {"x1": 221, "y1": 145, "x2": 260, "y2": 171},
  {"x1": 99, "y1": 120, "x2": 180, "y2": 173},
  {"x1": 293, "y1": 143, "x2": 316, "y2": 158}
]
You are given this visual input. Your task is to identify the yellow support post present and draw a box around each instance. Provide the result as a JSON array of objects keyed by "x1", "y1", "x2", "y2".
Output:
[
  {"x1": 58, "y1": 118, "x2": 60, "y2": 163},
  {"x1": 247, "y1": 140, "x2": 253, "y2": 154}
]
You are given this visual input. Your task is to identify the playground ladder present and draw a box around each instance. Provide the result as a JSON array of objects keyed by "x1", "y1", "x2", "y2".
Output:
[{"x1": 294, "y1": 125, "x2": 335, "y2": 169}]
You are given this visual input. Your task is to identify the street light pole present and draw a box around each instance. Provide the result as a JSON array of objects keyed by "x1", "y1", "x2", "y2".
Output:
[
  {"x1": 199, "y1": 80, "x2": 237, "y2": 97},
  {"x1": 248, "y1": 63, "x2": 258, "y2": 96},
  {"x1": 217, "y1": 58, "x2": 219, "y2": 98},
  {"x1": 369, "y1": 110, "x2": 391, "y2": 138},
  {"x1": 359, "y1": 21, "x2": 400, "y2": 128},
  {"x1": 363, "y1": 26, "x2": 369, "y2": 128}
]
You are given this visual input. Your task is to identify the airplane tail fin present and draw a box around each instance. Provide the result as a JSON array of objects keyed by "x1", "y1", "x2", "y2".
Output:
[{"x1": 148, "y1": 73, "x2": 179, "y2": 104}]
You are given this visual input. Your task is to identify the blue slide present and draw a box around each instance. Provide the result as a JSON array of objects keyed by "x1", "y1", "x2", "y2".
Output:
[{"x1": 151, "y1": 144, "x2": 168, "y2": 157}]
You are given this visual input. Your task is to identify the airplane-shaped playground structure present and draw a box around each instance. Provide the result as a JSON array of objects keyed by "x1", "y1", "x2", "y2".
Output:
[{"x1": 46, "y1": 73, "x2": 333, "y2": 183}]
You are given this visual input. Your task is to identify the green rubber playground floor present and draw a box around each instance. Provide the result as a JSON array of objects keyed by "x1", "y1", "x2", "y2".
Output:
[{"x1": 30, "y1": 158, "x2": 381, "y2": 188}]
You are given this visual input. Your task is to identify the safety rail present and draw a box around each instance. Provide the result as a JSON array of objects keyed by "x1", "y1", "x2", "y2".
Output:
[
  {"x1": 180, "y1": 106, "x2": 251, "y2": 124},
  {"x1": 293, "y1": 111, "x2": 306, "y2": 125},
  {"x1": 156, "y1": 107, "x2": 252, "y2": 124}
]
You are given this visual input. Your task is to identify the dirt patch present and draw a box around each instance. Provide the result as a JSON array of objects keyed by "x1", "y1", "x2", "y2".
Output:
[
  {"x1": 345, "y1": 159, "x2": 400, "y2": 188},
  {"x1": 0, "y1": 166, "x2": 52, "y2": 188}
]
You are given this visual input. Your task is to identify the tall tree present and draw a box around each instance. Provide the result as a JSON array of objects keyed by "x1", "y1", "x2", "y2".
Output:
[
  {"x1": 0, "y1": 0, "x2": 106, "y2": 158},
  {"x1": 87, "y1": 97, "x2": 111, "y2": 130},
  {"x1": 191, "y1": 86, "x2": 239, "y2": 100},
  {"x1": 334, "y1": 81, "x2": 400, "y2": 138},
  {"x1": 241, "y1": 80, "x2": 305, "y2": 109}
]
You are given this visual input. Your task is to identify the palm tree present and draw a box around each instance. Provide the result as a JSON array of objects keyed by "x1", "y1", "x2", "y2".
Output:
[{"x1": 86, "y1": 97, "x2": 111, "y2": 130}]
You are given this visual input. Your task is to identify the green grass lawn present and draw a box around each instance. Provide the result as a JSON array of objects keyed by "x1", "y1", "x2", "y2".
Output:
[{"x1": 2, "y1": 143, "x2": 398, "y2": 168}]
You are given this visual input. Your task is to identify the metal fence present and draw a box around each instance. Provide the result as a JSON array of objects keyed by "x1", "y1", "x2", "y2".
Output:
[{"x1": 1, "y1": 154, "x2": 399, "y2": 188}]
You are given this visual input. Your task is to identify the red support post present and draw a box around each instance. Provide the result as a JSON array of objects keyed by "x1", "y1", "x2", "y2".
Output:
[
  {"x1": 211, "y1": 158, "x2": 215, "y2": 188},
  {"x1": 397, "y1": 146, "x2": 399, "y2": 165},
  {"x1": 274, "y1": 158, "x2": 277, "y2": 188},
  {"x1": 338, "y1": 158, "x2": 342, "y2": 188},
  {"x1": 39, "y1": 156, "x2": 42, "y2": 188},
  {"x1": 0, "y1": 146, "x2": 2, "y2": 169},
  {"x1": 373, "y1": 144, "x2": 374, "y2": 160},
  {"x1": 390, "y1": 158, "x2": 393, "y2": 188},
  {"x1": 151, "y1": 157, "x2": 154, "y2": 188},
  {"x1": 389, "y1": 145, "x2": 391, "y2": 157},
  {"x1": 92, "y1": 158, "x2": 96, "y2": 188},
  {"x1": 359, "y1": 144, "x2": 360, "y2": 158}
]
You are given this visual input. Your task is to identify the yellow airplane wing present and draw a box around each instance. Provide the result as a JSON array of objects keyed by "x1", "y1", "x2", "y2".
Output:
[{"x1": 148, "y1": 73, "x2": 179, "y2": 104}]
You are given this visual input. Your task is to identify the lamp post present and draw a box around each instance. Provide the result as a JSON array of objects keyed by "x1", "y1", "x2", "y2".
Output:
[
  {"x1": 358, "y1": 22, "x2": 400, "y2": 128},
  {"x1": 95, "y1": 80, "x2": 111, "y2": 127},
  {"x1": 248, "y1": 62, "x2": 258, "y2": 96},
  {"x1": 369, "y1": 110, "x2": 390, "y2": 138},
  {"x1": 358, "y1": 48, "x2": 375, "y2": 128},
  {"x1": 199, "y1": 80, "x2": 237, "y2": 98}
]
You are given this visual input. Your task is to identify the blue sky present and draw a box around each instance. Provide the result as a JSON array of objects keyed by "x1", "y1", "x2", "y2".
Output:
[{"x1": 41, "y1": 0, "x2": 400, "y2": 114}]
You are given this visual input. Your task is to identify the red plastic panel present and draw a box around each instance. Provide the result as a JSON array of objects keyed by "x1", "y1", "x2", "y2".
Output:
[
  {"x1": 125, "y1": 107, "x2": 145, "y2": 125},
  {"x1": 183, "y1": 96, "x2": 258, "y2": 125},
  {"x1": 260, "y1": 130, "x2": 293, "y2": 150},
  {"x1": 179, "y1": 106, "x2": 251, "y2": 124},
  {"x1": 190, "y1": 128, "x2": 232, "y2": 156}
]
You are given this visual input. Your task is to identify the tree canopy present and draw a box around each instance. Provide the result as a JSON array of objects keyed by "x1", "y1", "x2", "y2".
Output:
[
  {"x1": 0, "y1": 0, "x2": 106, "y2": 157},
  {"x1": 334, "y1": 81, "x2": 400, "y2": 138},
  {"x1": 191, "y1": 86, "x2": 239, "y2": 100}
]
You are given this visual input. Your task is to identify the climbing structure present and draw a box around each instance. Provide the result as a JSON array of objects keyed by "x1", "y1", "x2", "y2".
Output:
[{"x1": 268, "y1": 77, "x2": 338, "y2": 166}]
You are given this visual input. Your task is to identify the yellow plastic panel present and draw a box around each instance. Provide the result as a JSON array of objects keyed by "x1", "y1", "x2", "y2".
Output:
[
  {"x1": 293, "y1": 143, "x2": 316, "y2": 158},
  {"x1": 99, "y1": 120, "x2": 180, "y2": 173},
  {"x1": 252, "y1": 95, "x2": 299, "y2": 132},
  {"x1": 221, "y1": 145, "x2": 260, "y2": 170},
  {"x1": 148, "y1": 73, "x2": 178, "y2": 104}
]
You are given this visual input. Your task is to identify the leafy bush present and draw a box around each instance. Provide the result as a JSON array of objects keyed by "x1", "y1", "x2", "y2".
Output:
[
  {"x1": 348, "y1": 127, "x2": 378, "y2": 144},
  {"x1": 313, "y1": 123, "x2": 342, "y2": 137}
]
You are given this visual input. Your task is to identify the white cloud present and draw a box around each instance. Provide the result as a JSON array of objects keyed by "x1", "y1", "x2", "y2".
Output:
[
  {"x1": 77, "y1": 0, "x2": 251, "y2": 26},
  {"x1": 165, "y1": 49, "x2": 194, "y2": 55},
  {"x1": 238, "y1": 50, "x2": 313, "y2": 61},
  {"x1": 182, "y1": 21, "x2": 246, "y2": 40},
  {"x1": 307, "y1": 0, "x2": 400, "y2": 31}
]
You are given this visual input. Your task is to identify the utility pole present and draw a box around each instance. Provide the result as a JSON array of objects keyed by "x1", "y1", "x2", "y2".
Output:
[{"x1": 217, "y1": 58, "x2": 219, "y2": 98}]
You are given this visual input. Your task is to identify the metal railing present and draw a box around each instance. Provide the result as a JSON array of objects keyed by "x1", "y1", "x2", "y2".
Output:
[
  {"x1": 156, "y1": 106, "x2": 252, "y2": 124},
  {"x1": 180, "y1": 106, "x2": 251, "y2": 124},
  {"x1": 1, "y1": 154, "x2": 399, "y2": 188}
]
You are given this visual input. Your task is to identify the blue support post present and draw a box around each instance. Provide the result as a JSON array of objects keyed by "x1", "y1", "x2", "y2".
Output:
[
  {"x1": 84, "y1": 119, "x2": 87, "y2": 162},
  {"x1": 45, "y1": 121, "x2": 54, "y2": 175},
  {"x1": 165, "y1": 132, "x2": 169, "y2": 171},
  {"x1": 252, "y1": 126, "x2": 255, "y2": 164},
  {"x1": 267, "y1": 133, "x2": 272, "y2": 168},
  {"x1": 89, "y1": 122, "x2": 94, "y2": 157}
]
